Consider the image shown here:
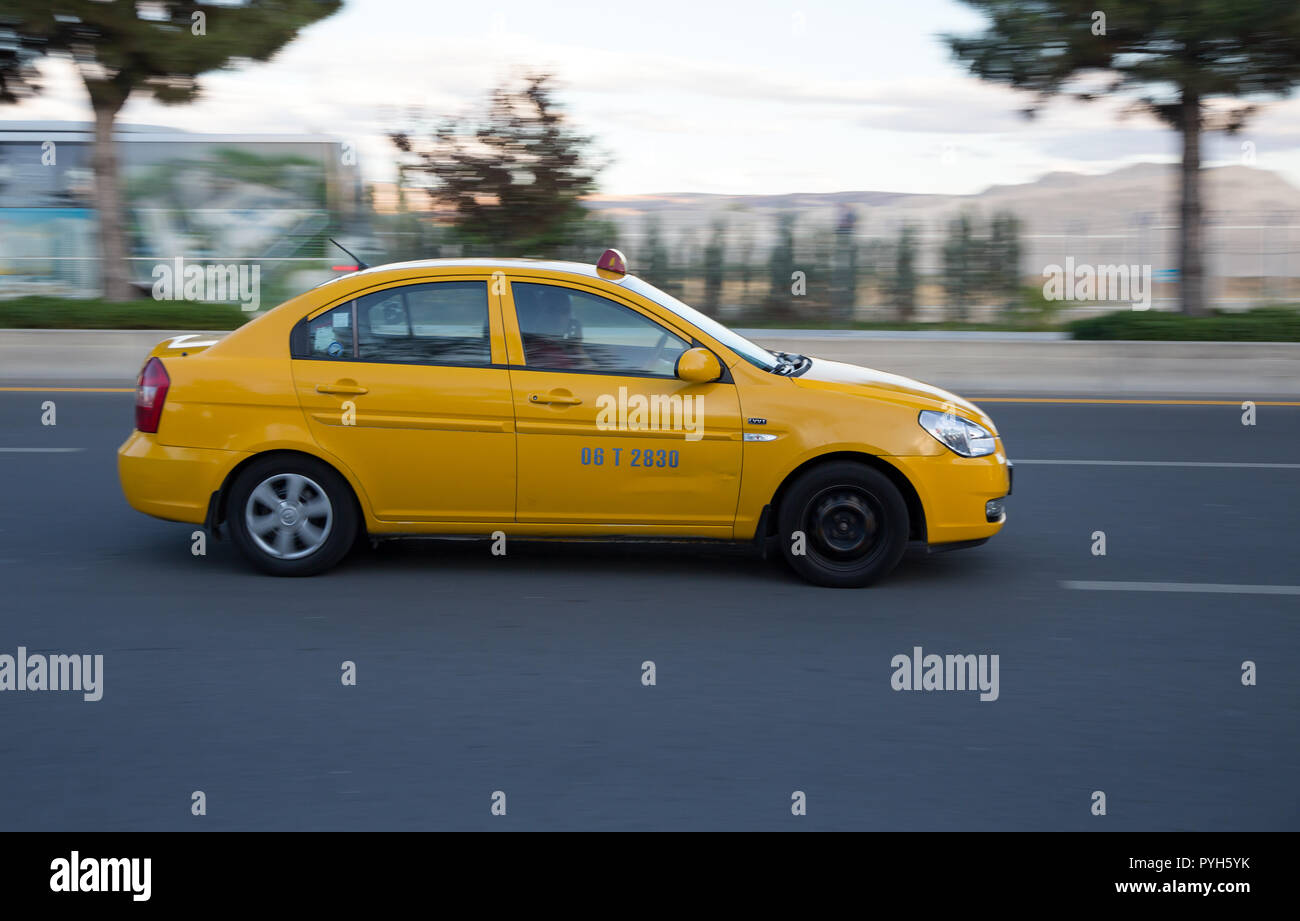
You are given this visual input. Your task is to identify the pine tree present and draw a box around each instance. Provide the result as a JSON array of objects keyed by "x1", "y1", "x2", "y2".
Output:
[
  {"x1": 889, "y1": 224, "x2": 919, "y2": 323},
  {"x1": 947, "y1": 0, "x2": 1300, "y2": 315},
  {"x1": 392, "y1": 73, "x2": 604, "y2": 257}
]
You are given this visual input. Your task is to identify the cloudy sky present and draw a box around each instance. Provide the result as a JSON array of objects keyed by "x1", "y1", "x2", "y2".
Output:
[{"x1": 9, "y1": 0, "x2": 1300, "y2": 195}]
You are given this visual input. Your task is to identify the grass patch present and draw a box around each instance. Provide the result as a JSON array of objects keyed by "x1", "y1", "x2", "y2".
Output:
[
  {"x1": 1068, "y1": 306, "x2": 1300, "y2": 341},
  {"x1": 0, "y1": 297, "x2": 253, "y2": 330}
]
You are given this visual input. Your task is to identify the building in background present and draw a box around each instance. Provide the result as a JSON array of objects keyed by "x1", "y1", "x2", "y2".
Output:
[{"x1": 0, "y1": 121, "x2": 367, "y2": 302}]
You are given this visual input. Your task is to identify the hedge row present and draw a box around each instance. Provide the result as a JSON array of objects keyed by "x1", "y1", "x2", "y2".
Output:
[
  {"x1": 0, "y1": 297, "x2": 252, "y2": 330},
  {"x1": 1068, "y1": 306, "x2": 1300, "y2": 341}
]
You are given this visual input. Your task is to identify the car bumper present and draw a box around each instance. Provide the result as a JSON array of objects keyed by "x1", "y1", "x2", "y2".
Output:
[
  {"x1": 118, "y1": 431, "x2": 246, "y2": 525},
  {"x1": 890, "y1": 446, "x2": 1012, "y2": 545}
]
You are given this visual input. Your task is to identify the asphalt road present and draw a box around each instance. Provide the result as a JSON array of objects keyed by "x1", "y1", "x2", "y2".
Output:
[{"x1": 0, "y1": 392, "x2": 1296, "y2": 830}]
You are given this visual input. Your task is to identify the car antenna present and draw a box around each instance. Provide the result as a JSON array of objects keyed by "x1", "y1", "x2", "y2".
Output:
[{"x1": 328, "y1": 238, "x2": 370, "y2": 271}]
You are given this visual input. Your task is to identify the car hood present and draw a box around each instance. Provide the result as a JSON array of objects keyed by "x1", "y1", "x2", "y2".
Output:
[{"x1": 794, "y1": 357, "x2": 997, "y2": 432}]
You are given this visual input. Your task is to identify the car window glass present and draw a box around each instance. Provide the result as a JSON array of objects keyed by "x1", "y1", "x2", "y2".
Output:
[
  {"x1": 356, "y1": 281, "x2": 491, "y2": 365},
  {"x1": 513, "y1": 282, "x2": 688, "y2": 375},
  {"x1": 304, "y1": 302, "x2": 355, "y2": 359}
]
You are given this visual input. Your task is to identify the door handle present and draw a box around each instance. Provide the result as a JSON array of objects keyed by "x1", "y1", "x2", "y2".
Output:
[
  {"x1": 529, "y1": 391, "x2": 582, "y2": 405},
  {"x1": 317, "y1": 381, "x2": 369, "y2": 395}
]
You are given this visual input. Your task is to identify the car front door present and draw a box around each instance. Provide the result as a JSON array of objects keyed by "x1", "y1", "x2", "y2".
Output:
[
  {"x1": 504, "y1": 278, "x2": 742, "y2": 532},
  {"x1": 291, "y1": 277, "x2": 515, "y2": 522}
]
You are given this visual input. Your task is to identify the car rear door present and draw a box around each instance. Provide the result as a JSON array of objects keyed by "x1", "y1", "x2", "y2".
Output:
[{"x1": 291, "y1": 277, "x2": 516, "y2": 523}]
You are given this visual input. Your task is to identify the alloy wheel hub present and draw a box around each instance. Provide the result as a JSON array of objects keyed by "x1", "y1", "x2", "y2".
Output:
[{"x1": 245, "y1": 473, "x2": 333, "y2": 560}]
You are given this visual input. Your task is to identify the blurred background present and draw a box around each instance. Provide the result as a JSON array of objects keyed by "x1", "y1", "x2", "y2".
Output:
[
  {"x1": 1, "y1": 2, "x2": 1297, "y2": 837},
  {"x1": 1, "y1": 0, "x2": 1299, "y2": 337}
]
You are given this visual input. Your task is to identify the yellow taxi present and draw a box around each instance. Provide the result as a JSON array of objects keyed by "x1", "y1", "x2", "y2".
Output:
[{"x1": 118, "y1": 249, "x2": 1011, "y2": 586}]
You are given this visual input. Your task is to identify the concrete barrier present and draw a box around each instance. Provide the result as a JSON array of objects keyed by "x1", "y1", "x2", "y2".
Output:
[
  {"x1": 2, "y1": 328, "x2": 1298, "y2": 397},
  {"x1": 0, "y1": 330, "x2": 228, "y2": 388}
]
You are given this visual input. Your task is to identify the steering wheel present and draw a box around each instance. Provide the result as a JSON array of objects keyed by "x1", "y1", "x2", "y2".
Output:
[{"x1": 647, "y1": 330, "x2": 672, "y2": 371}]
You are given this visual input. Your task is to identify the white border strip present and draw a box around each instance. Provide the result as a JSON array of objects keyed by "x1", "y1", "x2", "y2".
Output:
[
  {"x1": 1063, "y1": 580, "x2": 1300, "y2": 595},
  {"x1": 0, "y1": 447, "x2": 85, "y2": 453}
]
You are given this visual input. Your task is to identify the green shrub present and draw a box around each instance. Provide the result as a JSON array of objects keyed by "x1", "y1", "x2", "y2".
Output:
[
  {"x1": 0, "y1": 297, "x2": 252, "y2": 330},
  {"x1": 1006, "y1": 284, "x2": 1065, "y2": 329},
  {"x1": 1069, "y1": 305, "x2": 1300, "y2": 341}
]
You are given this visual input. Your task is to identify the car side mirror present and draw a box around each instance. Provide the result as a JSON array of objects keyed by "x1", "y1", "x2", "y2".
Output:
[{"x1": 676, "y1": 347, "x2": 722, "y2": 383}]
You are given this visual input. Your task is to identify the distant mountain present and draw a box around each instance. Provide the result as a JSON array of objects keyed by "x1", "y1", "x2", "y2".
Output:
[
  {"x1": 586, "y1": 163, "x2": 1300, "y2": 228},
  {"x1": 585, "y1": 164, "x2": 1300, "y2": 278}
]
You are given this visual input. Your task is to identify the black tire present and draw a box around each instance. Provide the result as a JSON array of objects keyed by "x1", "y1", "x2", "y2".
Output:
[
  {"x1": 226, "y1": 454, "x2": 359, "y2": 576},
  {"x1": 776, "y1": 460, "x2": 910, "y2": 588}
]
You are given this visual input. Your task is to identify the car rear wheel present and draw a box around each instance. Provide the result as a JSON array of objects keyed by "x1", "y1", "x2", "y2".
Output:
[
  {"x1": 227, "y1": 455, "x2": 358, "y2": 576},
  {"x1": 777, "y1": 461, "x2": 909, "y2": 588}
]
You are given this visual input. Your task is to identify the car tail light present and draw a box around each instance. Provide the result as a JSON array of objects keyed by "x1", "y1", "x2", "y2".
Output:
[{"x1": 135, "y1": 357, "x2": 170, "y2": 433}]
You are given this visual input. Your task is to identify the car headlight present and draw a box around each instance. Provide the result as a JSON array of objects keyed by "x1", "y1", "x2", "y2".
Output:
[{"x1": 918, "y1": 410, "x2": 996, "y2": 457}]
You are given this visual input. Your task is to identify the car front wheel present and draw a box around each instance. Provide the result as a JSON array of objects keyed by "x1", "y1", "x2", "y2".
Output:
[
  {"x1": 777, "y1": 461, "x2": 910, "y2": 588},
  {"x1": 226, "y1": 455, "x2": 358, "y2": 576}
]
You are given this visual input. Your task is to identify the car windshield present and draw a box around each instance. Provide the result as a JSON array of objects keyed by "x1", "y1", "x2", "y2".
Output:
[{"x1": 622, "y1": 275, "x2": 780, "y2": 372}]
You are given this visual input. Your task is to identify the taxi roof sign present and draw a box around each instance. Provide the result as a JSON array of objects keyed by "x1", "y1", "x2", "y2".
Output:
[{"x1": 596, "y1": 248, "x2": 628, "y2": 278}]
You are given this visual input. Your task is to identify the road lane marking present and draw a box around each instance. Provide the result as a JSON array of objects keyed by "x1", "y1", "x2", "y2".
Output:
[
  {"x1": 0, "y1": 447, "x2": 85, "y2": 453},
  {"x1": 1063, "y1": 580, "x2": 1300, "y2": 596},
  {"x1": 975, "y1": 398, "x2": 1300, "y2": 406},
  {"x1": 1015, "y1": 459, "x2": 1300, "y2": 469},
  {"x1": 0, "y1": 387, "x2": 134, "y2": 393}
]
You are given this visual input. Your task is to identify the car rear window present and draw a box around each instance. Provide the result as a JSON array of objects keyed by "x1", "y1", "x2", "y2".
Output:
[{"x1": 296, "y1": 281, "x2": 491, "y2": 366}]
